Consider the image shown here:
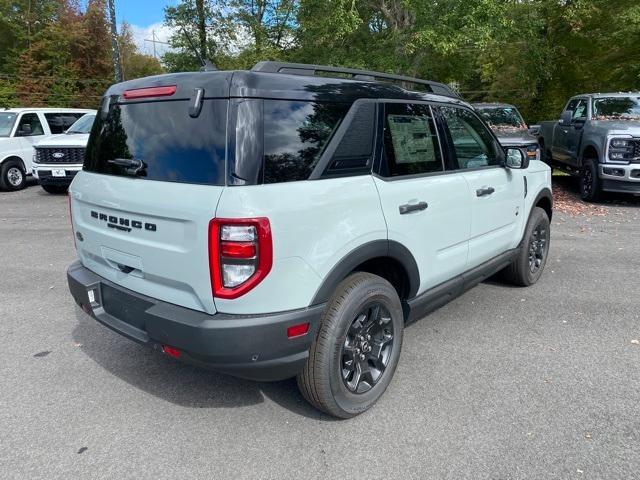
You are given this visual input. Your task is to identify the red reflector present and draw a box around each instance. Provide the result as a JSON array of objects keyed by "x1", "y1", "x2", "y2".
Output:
[
  {"x1": 287, "y1": 322, "x2": 310, "y2": 339},
  {"x1": 123, "y1": 85, "x2": 177, "y2": 100},
  {"x1": 162, "y1": 345, "x2": 181, "y2": 359},
  {"x1": 221, "y1": 241, "x2": 256, "y2": 258}
]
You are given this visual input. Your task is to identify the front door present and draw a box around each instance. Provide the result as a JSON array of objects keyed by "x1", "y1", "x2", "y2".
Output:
[
  {"x1": 563, "y1": 98, "x2": 588, "y2": 167},
  {"x1": 373, "y1": 102, "x2": 471, "y2": 295},
  {"x1": 15, "y1": 113, "x2": 46, "y2": 171},
  {"x1": 438, "y1": 105, "x2": 524, "y2": 267}
]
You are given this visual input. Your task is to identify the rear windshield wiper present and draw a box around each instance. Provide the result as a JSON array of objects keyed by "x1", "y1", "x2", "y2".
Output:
[{"x1": 107, "y1": 158, "x2": 147, "y2": 176}]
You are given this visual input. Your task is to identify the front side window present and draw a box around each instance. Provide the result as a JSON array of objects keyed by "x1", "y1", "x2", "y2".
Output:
[
  {"x1": 572, "y1": 99, "x2": 588, "y2": 120},
  {"x1": 380, "y1": 103, "x2": 443, "y2": 177},
  {"x1": 263, "y1": 100, "x2": 348, "y2": 183},
  {"x1": 440, "y1": 106, "x2": 500, "y2": 170},
  {"x1": 0, "y1": 112, "x2": 17, "y2": 137},
  {"x1": 16, "y1": 113, "x2": 44, "y2": 136}
]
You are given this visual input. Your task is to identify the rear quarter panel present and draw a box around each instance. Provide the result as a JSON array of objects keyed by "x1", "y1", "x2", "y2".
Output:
[{"x1": 214, "y1": 176, "x2": 387, "y2": 314}]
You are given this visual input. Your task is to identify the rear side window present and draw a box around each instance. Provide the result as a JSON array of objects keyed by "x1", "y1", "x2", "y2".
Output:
[
  {"x1": 322, "y1": 102, "x2": 376, "y2": 177},
  {"x1": 84, "y1": 99, "x2": 227, "y2": 185},
  {"x1": 263, "y1": 100, "x2": 349, "y2": 183},
  {"x1": 45, "y1": 113, "x2": 84, "y2": 134},
  {"x1": 380, "y1": 103, "x2": 443, "y2": 177}
]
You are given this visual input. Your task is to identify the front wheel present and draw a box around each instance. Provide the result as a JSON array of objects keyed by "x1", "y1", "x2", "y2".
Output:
[
  {"x1": 297, "y1": 272, "x2": 404, "y2": 418},
  {"x1": 503, "y1": 206, "x2": 550, "y2": 287},
  {"x1": 0, "y1": 160, "x2": 27, "y2": 191},
  {"x1": 580, "y1": 159, "x2": 602, "y2": 202}
]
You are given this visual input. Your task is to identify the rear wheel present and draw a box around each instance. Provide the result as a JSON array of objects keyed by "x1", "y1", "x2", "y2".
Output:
[
  {"x1": 580, "y1": 158, "x2": 602, "y2": 202},
  {"x1": 41, "y1": 184, "x2": 68, "y2": 194},
  {"x1": 503, "y1": 206, "x2": 550, "y2": 287},
  {"x1": 0, "y1": 160, "x2": 26, "y2": 191},
  {"x1": 297, "y1": 272, "x2": 404, "y2": 418}
]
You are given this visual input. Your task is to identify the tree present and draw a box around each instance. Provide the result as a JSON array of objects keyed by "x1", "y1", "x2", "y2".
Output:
[{"x1": 118, "y1": 22, "x2": 164, "y2": 80}]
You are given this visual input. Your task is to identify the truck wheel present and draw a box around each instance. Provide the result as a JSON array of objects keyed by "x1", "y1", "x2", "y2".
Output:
[
  {"x1": 0, "y1": 159, "x2": 27, "y2": 191},
  {"x1": 580, "y1": 159, "x2": 602, "y2": 202},
  {"x1": 503, "y1": 206, "x2": 550, "y2": 287},
  {"x1": 297, "y1": 272, "x2": 404, "y2": 418},
  {"x1": 41, "y1": 185, "x2": 68, "y2": 194}
]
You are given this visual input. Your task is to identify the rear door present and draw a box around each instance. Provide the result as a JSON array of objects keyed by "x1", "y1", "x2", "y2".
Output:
[
  {"x1": 438, "y1": 105, "x2": 523, "y2": 267},
  {"x1": 373, "y1": 101, "x2": 471, "y2": 294},
  {"x1": 563, "y1": 98, "x2": 588, "y2": 167},
  {"x1": 70, "y1": 97, "x2": 228, "y2": 314}
]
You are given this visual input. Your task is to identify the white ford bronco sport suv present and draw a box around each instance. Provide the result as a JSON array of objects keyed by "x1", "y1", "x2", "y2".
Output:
[{"x1": 67, "y1": 62, "x2": 553, "y2": 418}]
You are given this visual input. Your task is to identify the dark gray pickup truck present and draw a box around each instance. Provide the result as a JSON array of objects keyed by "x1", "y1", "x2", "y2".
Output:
[
  {"x1": 473, "y1": 103, "x2": 540, "y2": 162},
  {"x1": 538, "y1": 93, "x2": 640, "y2": 201}
]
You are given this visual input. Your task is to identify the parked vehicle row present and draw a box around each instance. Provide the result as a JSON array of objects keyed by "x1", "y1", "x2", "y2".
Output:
[
  {"x1": 66, "y1": 62, "x2": 553, "y2": 418},
  {"x1": 0, "y1": 108, "x2": 95, "y2": 192},
  {"x1": 537, "y1": 93, "x2": 640, "y2": 201}
]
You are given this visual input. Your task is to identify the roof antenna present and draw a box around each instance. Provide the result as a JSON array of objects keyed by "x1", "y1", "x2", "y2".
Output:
[{"x1": 181, "y1": 27, "x2": 217, "y2": 71}]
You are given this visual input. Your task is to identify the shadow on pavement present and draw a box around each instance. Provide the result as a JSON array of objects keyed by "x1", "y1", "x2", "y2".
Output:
[
  {"x1": 552, "y1": 174, "x2": 640, "y2": 207},
  {"x1": 71, "y1": 308, "x2": 337, "y2": 421}
]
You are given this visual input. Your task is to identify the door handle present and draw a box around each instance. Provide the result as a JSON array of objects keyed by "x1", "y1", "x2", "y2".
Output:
[
  {"x1": 476, "y1": 187, "x2": 495, "y2": 197},
  {"x1": 399, "y1": 202, "x2": 428, "y2": 215}
]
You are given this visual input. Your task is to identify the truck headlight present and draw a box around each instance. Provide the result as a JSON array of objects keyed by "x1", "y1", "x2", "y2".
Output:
[
  {"x1": 526, "y1": 144, "x2": 540, "y2": 161},
  {"x1": 608, "y1": 137, "x2": 636, "y2": 162}
]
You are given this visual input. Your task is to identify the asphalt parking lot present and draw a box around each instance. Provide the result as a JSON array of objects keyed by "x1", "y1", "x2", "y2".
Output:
[{"x1": 1, "y1": 177, "x2": 639, "y2": 480}]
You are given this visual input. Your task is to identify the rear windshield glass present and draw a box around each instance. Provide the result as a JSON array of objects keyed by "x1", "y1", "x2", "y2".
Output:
[{"x1": 84, "y1": 99, "x2": 227, "y2": 185}]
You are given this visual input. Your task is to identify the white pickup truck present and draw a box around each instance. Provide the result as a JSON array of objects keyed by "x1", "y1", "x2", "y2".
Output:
[
  {"x1": 0, "y1": 108, "x2": 93, "y2": 191},
  {"x1": 33, "y1": 113, "x2": 96, "y2": 194}
]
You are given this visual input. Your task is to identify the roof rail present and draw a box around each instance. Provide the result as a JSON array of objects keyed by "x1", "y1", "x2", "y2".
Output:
[{"x1": 251, "y1": 61, "x2": 458, "y2": 98}]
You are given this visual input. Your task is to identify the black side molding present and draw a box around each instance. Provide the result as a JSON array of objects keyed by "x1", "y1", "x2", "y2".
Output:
[{"x1": 404, "y1": 249, "x2": 518, "y2": 323}]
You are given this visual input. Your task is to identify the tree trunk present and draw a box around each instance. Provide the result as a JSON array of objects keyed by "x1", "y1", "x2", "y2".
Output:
[{"x1": 196, "y1": 0, "x2": 207, "y2": 59}]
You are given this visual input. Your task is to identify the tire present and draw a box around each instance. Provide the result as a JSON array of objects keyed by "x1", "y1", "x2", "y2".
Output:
[
  {"x1": 41, "y1": 184, "x2": 68, "y2": 194},
  {"x1": 297, "y1": 272, "x2": 404, "y2": 418},
  {"x1": 0, "y1": 159, "x2": 27, "y2": 191},
  {"x1": 580, "y1": 158, "x2": 602, "y2": 202},
  {"x1": 503, "y1": 206, "x2": 550, "y2": 287}
]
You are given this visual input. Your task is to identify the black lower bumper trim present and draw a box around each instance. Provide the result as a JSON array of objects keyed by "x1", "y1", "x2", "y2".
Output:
[
  {"x1": 37, "y1": 170, "x2": 77, "y2": 186},
  {"x1": 601, "y1": 179, "x2": 640, "y2": 193},
  {"x1": 67, "y1": 261, "x2": 324, "y2": 381}
]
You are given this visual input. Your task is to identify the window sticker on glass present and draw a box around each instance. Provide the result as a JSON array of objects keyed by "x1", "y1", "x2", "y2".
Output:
[{"x1": 386, "y1": 115, "x2": 435, "y2": 164}]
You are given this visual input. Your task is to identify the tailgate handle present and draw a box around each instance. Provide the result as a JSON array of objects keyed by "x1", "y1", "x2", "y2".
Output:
[{"x1": 116, "y1": 263, "x2": 135, "y2": 274}]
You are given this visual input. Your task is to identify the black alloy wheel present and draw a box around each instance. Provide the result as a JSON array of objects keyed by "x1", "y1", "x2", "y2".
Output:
[{"x1": 341, "y1": 303, "x2": 394, "y2": 394}]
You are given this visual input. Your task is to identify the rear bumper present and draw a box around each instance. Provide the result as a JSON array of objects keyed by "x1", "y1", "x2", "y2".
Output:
[{"x1": 67, "y1": 261, "x2": 323, "y2": 381}]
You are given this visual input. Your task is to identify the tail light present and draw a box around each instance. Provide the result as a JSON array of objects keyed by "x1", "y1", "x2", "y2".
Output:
[{"x1": 208, "y1": 218, "x2": 272, "y2": 299}]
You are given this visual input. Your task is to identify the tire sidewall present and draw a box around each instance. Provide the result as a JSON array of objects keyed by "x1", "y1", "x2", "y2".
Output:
[
  {"x1": 1, "y1": 160, "x2": 26, "y2": 191},
  {"x1": 521, "y1": 208, "x2": 551, "y2": 285},
  {"x1": 325, "y1": 278, "x2": 404, "y2": 416},
  {"x1": 580, "y1": 159, "x2": 600, "y2": 201}
]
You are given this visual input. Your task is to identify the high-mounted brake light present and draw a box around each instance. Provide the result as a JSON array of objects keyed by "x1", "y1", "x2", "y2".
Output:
[
  {"x1": 123, "y1": 85, "x2": 177, "y2": 100},
  {"x1": 209, "y1": 218, "x2": 272, "y2": 299}
]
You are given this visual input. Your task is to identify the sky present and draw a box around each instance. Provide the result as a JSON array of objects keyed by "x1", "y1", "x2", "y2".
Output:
[{"x1": 114, "y1": 0, "x2": 179, "y2": 57}]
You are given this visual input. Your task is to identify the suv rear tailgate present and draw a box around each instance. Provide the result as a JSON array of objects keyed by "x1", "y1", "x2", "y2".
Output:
[{"x1": 71, "y1": 172, "x2": 222, "y2": 314}]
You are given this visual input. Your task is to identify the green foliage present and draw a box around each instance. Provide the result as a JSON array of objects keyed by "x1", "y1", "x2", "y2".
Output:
[{"x1": 1, "y1": 0, "x2": 638, "y2": 117}]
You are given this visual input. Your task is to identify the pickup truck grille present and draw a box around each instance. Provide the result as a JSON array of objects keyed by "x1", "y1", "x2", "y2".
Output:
[
  {"x1": 35, "y1": 147, "x2": 86, "y2": 165},
  {"x1": 633, "y1": 140, "x2": 640, "y2": 162}
]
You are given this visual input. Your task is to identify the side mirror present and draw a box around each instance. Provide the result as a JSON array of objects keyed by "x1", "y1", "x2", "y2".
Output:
[
  {"x1": 504, "y1": 147, "x2": 529, "y2": 169},
  {"x1": 528, "y1": 124, "x2": 540, "y2": 136},
  {"x1": 559, "y1": 110, "x2": 572, "y2": 126},
  {"x1": 18, "y1": 124, "x2": 32, "y2": 136}
]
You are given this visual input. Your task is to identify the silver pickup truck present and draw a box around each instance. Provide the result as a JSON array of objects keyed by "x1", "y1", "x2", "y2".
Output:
[{"x1": 538, "y1": 93, "x2": 640, "y2": 201}]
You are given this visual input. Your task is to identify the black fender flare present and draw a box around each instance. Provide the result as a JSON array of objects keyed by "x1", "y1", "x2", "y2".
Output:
[
  {"x1": 531, "y1": 187, "x2": 553, "y2": 220},
  {"x1": 310, "y1": 240, "x2": 420, "y2": 305}
]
